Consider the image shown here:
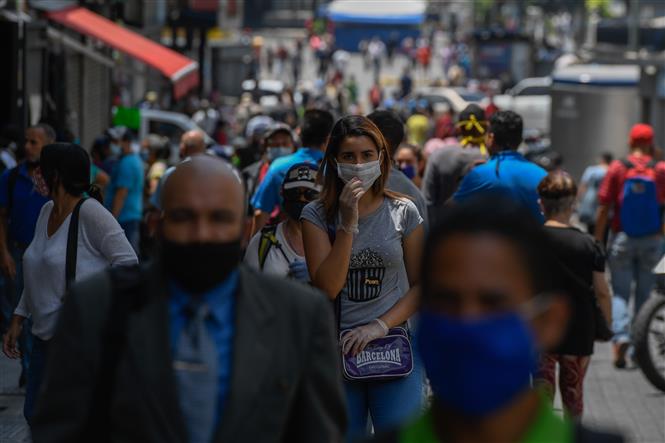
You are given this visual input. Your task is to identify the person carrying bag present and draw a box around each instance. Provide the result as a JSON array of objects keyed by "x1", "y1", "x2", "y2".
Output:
[{"x1": 302, "y1": 116, "x2": 425, "y2": 442}]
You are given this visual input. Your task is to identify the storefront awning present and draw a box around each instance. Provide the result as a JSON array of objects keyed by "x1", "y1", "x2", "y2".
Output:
[{"x1": 47, "y1": 6, "x2": 199, "y2": 99}]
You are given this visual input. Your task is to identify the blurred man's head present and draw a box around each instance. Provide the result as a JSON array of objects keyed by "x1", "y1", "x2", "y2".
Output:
[
  {"x1": 263, "y1": 123, "x2": 296, "y2": 162},
  {"x1": 418, "y1": 198, "x2": 568, "y2": 417},
  {"x1": 25, "y1": 123, "x2": 56, "y2": 164},
  {"x1": 160, "y1": 156, "x2": 244, "y2": 293},
  {"x1": 487, "y1": 111, "x2": 523, "y2": 154},
  {"x1": 281, "y1": 163, "x2": 321, "y2": 221},
  {"x1": 394, "y1": 143, "x2": 422, "y2": 180},
  {"x1": 629, "y1": 123, "x2": 654, "y2": 154},
  {"x1": 367, "y1": 109, "x2": 405, "y2": 157},
  {"x1": 301, "y1": 109, "x2": 334, "y2": 150},
  {"x1": 601, "y1": 152, "x2": 613, "y2": 165},
  {"x1": 179, "y1": 130, "x2": 207, "y2": 159},
  {"x1": 456, "y1": 104, "x2": 487, "y2": 141},
  {"x1": 107, "y1": 126, "x2": 135, "y2": 155}
]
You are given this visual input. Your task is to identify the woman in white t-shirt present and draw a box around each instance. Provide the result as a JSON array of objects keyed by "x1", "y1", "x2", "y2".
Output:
[
  {"x1": 245, "y1": 163, "x2": 321, "y2": 281},
  {"x1": 2, "y1": 143, "x2": 138, "y2": 424}
]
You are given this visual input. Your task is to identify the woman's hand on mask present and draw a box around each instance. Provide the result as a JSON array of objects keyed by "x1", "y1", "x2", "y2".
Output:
[
  {"x1": 338, "y1": 178, "x2": 364, "y2": 233},
  {"x1": 341, "y1": 319, "x2": 389, "y2": 356}
]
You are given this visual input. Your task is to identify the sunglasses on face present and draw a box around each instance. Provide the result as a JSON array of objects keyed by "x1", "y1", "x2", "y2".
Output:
[{"x1": 283, "y1": 188, "x2": 319, "y2": 201}]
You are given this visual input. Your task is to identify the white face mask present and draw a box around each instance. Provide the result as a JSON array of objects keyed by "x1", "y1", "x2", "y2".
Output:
[
  {"x1": 336, "y1": 154, "x2": 382, "y2": 192},
  {"x1": 266, "y1": 146, "x2": 292, "y2": 162}
]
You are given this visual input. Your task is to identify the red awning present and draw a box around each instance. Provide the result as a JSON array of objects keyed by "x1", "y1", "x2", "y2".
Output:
[{"x1": 47, "y1": 7, "x2": 199, "y2": 99}]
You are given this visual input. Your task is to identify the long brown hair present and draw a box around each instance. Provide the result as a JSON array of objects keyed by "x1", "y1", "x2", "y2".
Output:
[{"x1": 319, "y1": 115, "x2": 400, "y2": 223}]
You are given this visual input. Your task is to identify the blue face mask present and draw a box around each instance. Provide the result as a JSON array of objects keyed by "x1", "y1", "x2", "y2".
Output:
[
  {"x1": 400, "y1": 164, "x2": 416, "y2": 180},
  {"x1": 266, "y1": 146, "x2": 292, "y2": 162},
  {"x1": 417, "y1": 309, "x2": 539, "y2": 417}
]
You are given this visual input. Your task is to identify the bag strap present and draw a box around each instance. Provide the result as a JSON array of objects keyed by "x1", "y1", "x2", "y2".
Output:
[
  {"x1": 620, "y1": 158, "x2": 634, "y2": 170},
  {"x1": 258, "y1": 224, "x2": 290, "y2": 270},
  {"x1": 622, "y1": 157, "x2": 659, "y2": 172},
  {"x1": 65, "y1": 198, "x2": 87, "y2": 294},
  {"x1": 325, "y1": 223, "x2": 343, "y2": 334}
]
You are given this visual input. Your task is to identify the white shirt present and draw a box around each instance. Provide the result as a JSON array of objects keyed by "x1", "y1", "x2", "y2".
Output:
[
  {"x1": 244, "y1": 222, "x2": 304, "y2": 278},
  {"x1": 15, "y1": 199, "x2": 138, "y2": 340}
]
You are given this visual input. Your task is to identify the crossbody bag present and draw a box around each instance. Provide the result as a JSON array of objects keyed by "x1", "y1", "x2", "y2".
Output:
[{"x1": 328, "y1": 224, "x2": 414, "y2": 381}]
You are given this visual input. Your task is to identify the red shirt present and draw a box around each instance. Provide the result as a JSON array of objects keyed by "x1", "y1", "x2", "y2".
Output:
[{"x1": 598, "y1": 154, "x2": 665, "y2": 232}]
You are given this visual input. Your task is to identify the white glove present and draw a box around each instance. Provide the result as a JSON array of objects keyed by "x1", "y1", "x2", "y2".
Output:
[
  {"x1": 341, "y1": 319, "x2": 389, "y2": 356},
  {"x1": 338, "y1": 178, "x2": 364, "y2": 234}
]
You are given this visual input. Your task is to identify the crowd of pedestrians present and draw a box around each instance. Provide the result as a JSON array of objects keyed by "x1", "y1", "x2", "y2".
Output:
[{"x1": 3, "y1": 96, "x2": 661, "y2": 442}]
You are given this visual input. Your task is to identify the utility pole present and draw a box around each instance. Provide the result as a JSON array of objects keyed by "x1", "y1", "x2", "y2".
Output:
[{"x1": 628, "y1": 0, "x2": 640, "y2": 51}]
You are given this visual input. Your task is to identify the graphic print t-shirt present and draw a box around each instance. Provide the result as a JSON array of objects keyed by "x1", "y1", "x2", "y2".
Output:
[{"x1": 301, "y1": 197, "x2": 423, "y2": 329}]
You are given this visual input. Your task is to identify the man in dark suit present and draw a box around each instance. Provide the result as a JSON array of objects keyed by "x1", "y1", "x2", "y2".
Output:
[{"x1": 32, "y1": 157, "x2": 346, "y2": 442}]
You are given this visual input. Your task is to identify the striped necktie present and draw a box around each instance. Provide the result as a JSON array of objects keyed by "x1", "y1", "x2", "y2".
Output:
[{"x1": 173, "y1": 302, "x2": 219, "y2": 443}]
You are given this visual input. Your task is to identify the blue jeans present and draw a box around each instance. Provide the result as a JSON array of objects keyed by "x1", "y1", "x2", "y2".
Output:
[
  {"x1": 608, "y1": 232, "x2": 663, "y2": 343},
  {"x1": 0, "y1": 245, "x2": 33, "y2": 375},
  {"x1": 344, "y1": 354, "x2": 423, "y2": 442},
  {"x1": 120, "y1": 220, "x2": 140, "y2": 254},
  {"x1": 24, "y1": 336, "x2": 49, "y2": 424}
]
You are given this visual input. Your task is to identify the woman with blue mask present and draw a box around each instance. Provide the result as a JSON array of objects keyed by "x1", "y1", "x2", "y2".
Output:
[
  {"x1": 301, "y1": 115, "x2": 425, "y2": 441},
  {"x1": 367, "y1": 198, "x2": 623, "y2": 443}
]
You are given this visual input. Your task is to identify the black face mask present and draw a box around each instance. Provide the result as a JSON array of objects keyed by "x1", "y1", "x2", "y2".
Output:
[
  {"x1": 283, "y1": 199, "x2": 308, "y2": 221},
  {"x1": 161, "y1": 238, "x2": 242, "y2": 294}
]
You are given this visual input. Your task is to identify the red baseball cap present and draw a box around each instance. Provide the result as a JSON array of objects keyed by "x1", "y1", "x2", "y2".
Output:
[{"x1": 629, "y1": 123, "x2": 654, "y2": 146}]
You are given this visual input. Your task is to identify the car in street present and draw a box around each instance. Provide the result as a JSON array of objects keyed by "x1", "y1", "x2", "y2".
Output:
[
  {"x1": 242, "y1": 79, "x2": 285, "y2": 109},
  {"x1": 136, "y1": 109, "x2": 215, "y2": 163},
  {"x1": 414, "y1": 86, "x2": 484, "y2": 114},
  {"x1": 487, "y1": 77, "x2": 551, "y2": 134}
]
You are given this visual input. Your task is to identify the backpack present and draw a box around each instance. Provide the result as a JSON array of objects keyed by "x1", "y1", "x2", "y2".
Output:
[
  {"x1": 620, "y1": 159, "x2": 662, "y2": 237},
  {"x1": 257, "y1": 224, "x2": 289, "y2": 270}
]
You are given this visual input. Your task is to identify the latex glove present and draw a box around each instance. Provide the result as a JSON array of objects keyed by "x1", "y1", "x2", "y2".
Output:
[
  {"x1": 288, "y1": 259, "x2": 310, "y2": 282},
  {"x1": 338, "y1": 178, "x2": 364, "y2": 233},
  {"x1": 341, "y1": 319, "x2": 389, "y2": 357}
]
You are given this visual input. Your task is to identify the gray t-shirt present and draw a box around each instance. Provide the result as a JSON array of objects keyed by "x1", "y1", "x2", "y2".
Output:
[
  {"x1": 422, "y1": 144, "x2": 484, "y2": 213},
  {"x1": 386, "y1": 166, "x2": 428, "y2": 231},
  {"x1": 301, "y1": 197, "x2": 422, "y2": 329}
]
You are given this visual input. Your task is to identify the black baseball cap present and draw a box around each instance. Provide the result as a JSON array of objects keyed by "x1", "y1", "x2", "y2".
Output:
[{"x1": 282, "y1": 162, "x2": 321, "y2": 192}]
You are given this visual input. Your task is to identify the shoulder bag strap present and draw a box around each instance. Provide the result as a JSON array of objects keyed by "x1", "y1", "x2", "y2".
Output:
[
  {"x1": 65, "y1": 198, "x2": 87, "y2": 295},
  {"x1": 325, "y1": 223, "x2": 343, "y2": 334}
]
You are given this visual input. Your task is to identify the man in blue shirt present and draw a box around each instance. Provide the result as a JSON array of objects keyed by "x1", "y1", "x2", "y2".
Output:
[
  {"x1": 33, "y1": 156, "x2": 346, "y2": 442},
  {"x1": 105, "y1": 127, "x2": 144, "y2": 252},
  {"x1": 453, "y1": 111, "x2": 547, "y2": 223},
  {"x1": 250, "y1": 109, "x2": 334, "y2": 235},
  {"x1": 0, "y1": 123, "x2": 54, "y2": 383}
]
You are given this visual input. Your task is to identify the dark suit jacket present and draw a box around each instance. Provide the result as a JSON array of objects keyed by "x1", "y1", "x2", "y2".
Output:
[{"x1": 32, "y1": 264, "x2": 346, "y2": 443}]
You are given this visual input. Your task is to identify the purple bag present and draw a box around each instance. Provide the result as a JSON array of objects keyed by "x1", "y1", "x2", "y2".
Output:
[{"x1": 340, "y1": 327, "x2": 414, "y2": 381}]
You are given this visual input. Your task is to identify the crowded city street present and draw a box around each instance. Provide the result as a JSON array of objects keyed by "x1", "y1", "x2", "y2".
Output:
[{"x1": 1, "y1": 0, "x2": 665, "y2": 442}]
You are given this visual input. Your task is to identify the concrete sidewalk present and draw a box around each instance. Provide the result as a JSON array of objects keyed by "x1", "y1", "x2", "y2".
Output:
[
  {"x1": 0, "y1": 342, "x2": 663, "y2": 442},
  {"x1": 0, "y1": 355, "x2": 29, "y2": 443},
  {"x1": 581, "y1": 342, "x2": 665, "y2": 443}
]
